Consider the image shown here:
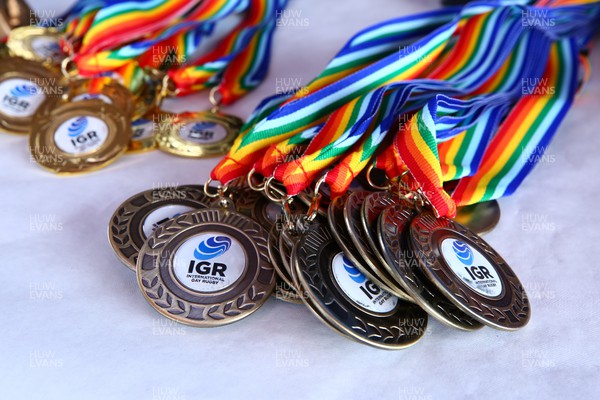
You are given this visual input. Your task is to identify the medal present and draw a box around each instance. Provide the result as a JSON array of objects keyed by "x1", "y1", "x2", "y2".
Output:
[
  {"x1": 408, "y1": 213, "x2": 530, "y2": 330},
  {"x1": 454, "y1": 200, "x2": 501, "y2": 235},
  {"x1": 6, "y1": 26, "x2": 64, "y2": 65},
  {"x1": 0, "y1": 57, "x2": 61, "y2": 134},
  {"x1": 293, "y1": 221, "x2": 428, "y2": 350},
  {"x1": 378, "y1": 204, "x2": 484, "y2": 330},
  {"x1": 343, "y1": 191, "x2": 414, "y2": 302},
  {"x1": 108, "y1": 185, "x2": 213, "y2": 271},
  {"x1": 29, "y1": 99, "x2": 130, "y2": 173},
  {"x1": 127, "y1": 118, "x2": 157, "y2": 153},
  {"x1": 156, "y1": 109, "x2": 243, "y2": 158},
  {"x1": 136, "y1": 207, "x2": 276, "y2": 327}
]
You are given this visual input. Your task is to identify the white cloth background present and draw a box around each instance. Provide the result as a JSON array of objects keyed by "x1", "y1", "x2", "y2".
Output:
[{"x1": 1, "y1": 1, "x2": 599, "y2": 399}]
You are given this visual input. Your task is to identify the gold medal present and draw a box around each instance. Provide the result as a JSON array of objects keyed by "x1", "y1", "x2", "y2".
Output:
[
  {"x1": 127, "y1": 118, "x2": 157, "y2": 153},
  {"x1": 156, "y1": 110, "x2": 242, "y2": 158},
  {"x1": 65, "y1": 78, "x2": 134, "y2": 117},
  {"x1": 29, "y1": 99, "x2": 130, "y2": 174},
  {"x1": 6, "y1": 26, "x2": 64, "y2": 65},
  {"x1": 0, "y1": 57, "x2": 62, "y2": 134}
]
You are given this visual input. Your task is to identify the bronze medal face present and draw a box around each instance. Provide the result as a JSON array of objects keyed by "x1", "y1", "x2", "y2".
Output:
[
  {"x1": 128, "y1": 118, "x2": 157, "y2": 153},
  {"x1": 454, "y1": 200, "x2": 501, "y2": 235},
  {"x1": 343, "y1": 191, "x2": 413, "y2": 301},
  {"x1": 0, "y1": 57, "x2": 62, "y2": 134},
  {"x1": 108, "y1": 185, "x2": 213, "y2": 271},
  {"x1": 136, "y1": 208, "x2": 276, "y2": 327},
  {"x1": 378, "y1": 205, "x2": 483, "y2": 331},
  {"x1": 327, "y1": 194, "x2": 412, "y2": 302},
  {"x1": 409, "y1": 213, "x2": 530, "y2": 331},
  {"x1": 157, "y1": 110, "x2": 242, "y2": 158},
  {"x1": 6, "y1": 27, "x2": 64, "y2": 64},
  {"x1": 29, "y1": 100, "x2": 131, "y2": 173},
  {"x1": 294, "y1": 221, "x2": 428, "y2": 350}
]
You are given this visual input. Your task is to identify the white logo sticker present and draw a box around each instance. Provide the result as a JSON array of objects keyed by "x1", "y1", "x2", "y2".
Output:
[
  {"x1": 72, "y1": 93, "x2": 113, "y2": 104},
  {"x1": 173, "y1": 233, "x2": 246, "y2": 292},
  {"x1": 179, "y1": 121, "x2": 227, "y2": 144},
  {"x1": 440, "y1": 238, "x2": 503, "y2": 298},
  {"x1": 53, "y1": 116, "x2": 109, "y2": 154},
  {"x1": 331, "y1": 252, "x2": 398, "y2": 313},
  {"x1": 31, "y1": 36, "x2": 63, "y2": 62},
  {"x1": 142, "y1": 204, "x2": 195, "y2": 238},
  {"x1": 0, "y1": 78, "x2": 46, "y2": 117}
]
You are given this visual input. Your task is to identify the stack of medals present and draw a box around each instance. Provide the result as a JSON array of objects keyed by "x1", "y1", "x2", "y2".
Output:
[
  {"x1": 107, "y1": 0, "x2": 599, "y2": 349},
  {"x1": 0, "y1": 0, "x2": 287, "y2": 173}
]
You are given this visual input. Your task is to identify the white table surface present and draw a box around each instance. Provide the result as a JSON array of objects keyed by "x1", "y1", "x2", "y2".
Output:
[{"x1": 1, "y1": 1, "x2": 599, "y2": 399}]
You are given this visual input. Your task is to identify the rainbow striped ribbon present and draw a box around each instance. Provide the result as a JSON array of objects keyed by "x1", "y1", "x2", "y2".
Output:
[
  {"x1": 78, "y1": 0, "x2": 199, "y2": 56},
  {"x1": 75, "y1": 0, "x2": 246, "y2": 74},
  {"x1": 451, "y1": 38, "x2": 579, "y2": 205},
  {"x1": 276, "y1": 7, "x2": 534, "y2": 196},
  {"x1": 226, "y1": 8, "x2": 464, "y2": 180},
  {"x1": 211, "y1": 0, "x2": 531, "y2": 185}
]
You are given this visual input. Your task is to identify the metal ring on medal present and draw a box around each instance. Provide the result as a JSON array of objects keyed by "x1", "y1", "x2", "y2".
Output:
[
  {"x1": 157, "y1": 111, "x2": 243, "y2": 158},
  {"x1": 343, "y1": 191, "x2": 413, "y2": 301},
  {"x1": 409, "y1": 213, "x2": 530, "y2": 331},
  {"x1": 29, "y1": 100, "x2": 130, "y2": 173},
  {"x1": 378, "y1": 205, "x2": 483, "y2": 331},
  {"x1": 0, "y1": 57, "x2": 62, "y2": 134},
  {"x1": 108, "y1": 185, "x2": 213, "y2": 271},
  {"x1": 294, "y1": 221, "x2": 428, "y2": 350},
  {"x1": 136, "y1": 208, "x2": 276, "y2": 327}
]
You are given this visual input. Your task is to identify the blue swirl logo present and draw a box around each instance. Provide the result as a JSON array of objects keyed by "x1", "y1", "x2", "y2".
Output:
[
  {"x1": 452, "y1": 240, "x2": 473, "y2": 265},
  {"x1": 191, "y1": 122, "x2": 217, "y2": 131},
  {"x1": 194, "y1": 236, "x2": 232, "y2": 261},
  {"x1": 342, "y1": 255, "x2": 365, "y2": 284},
  {"x1": 67, "y1": 117, "x2": 88, "y2": 137},
  {"x1": 10, "y1": 84, "x2": 38, "y2": 97}
]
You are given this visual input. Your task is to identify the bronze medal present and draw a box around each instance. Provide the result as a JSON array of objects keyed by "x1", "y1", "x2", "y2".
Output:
[
  {"x1": 409, "y1": 213, "x2": 531, "y2": 331},
  {"x1": 108, "y1": 185, "x2": 213, "y2": 271},
  {"x1": 137, "y1": 208, "x2": 276, "y2": 327},
  {"x1": 378, "y1": 205, "x2": 484, "y2": 331},
  {"x1": 293, "y1": 221, "x2": 428, "y2": 350}
]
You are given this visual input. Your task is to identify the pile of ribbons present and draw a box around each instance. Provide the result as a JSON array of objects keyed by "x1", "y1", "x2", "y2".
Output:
[
  {"x1": 211, "y1": 0, "x2": 599, "y2": 213},
  {"x1": 0, "y1": 0, "x2": 287, "y2": 172}
]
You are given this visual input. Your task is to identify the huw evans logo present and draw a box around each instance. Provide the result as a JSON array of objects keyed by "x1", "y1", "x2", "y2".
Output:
[
  {"x1": 10, "y1": 84, "x2": 38, "y2": 97},
  {"x1": 188, "y1": 236, "x2": 232, "y2": 277},
  {"x1": 188, "y1": 122, "x2": 217, "y2": 141},
  {"x1": 452, "y1": 240, "x2": 473, "y2": 265},
  {"x1": 342, "y1": 255, "x2": 365, "y2": 284},
  {"x1": 68, "y1": 117, "x2": 88, "y2": 137}
]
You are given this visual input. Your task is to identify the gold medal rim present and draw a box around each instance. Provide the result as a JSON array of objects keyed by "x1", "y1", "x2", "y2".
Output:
[
  {"x1": 29, "y1": 100, "x2": 131, "y2": 174},
  {"x1": 156, "y1": 111, "x2": 242, "y2": 158},
  {"x1": 6, "y1": 26, "x2": 63, "y2": 64}
]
